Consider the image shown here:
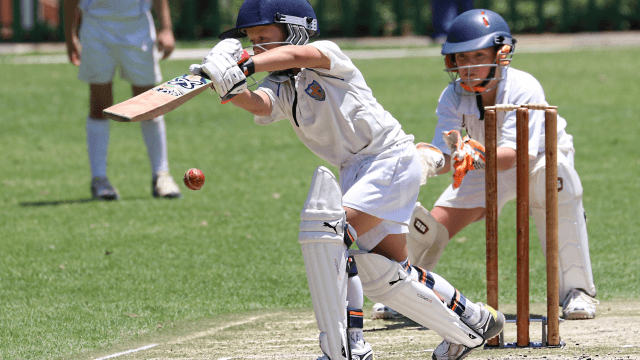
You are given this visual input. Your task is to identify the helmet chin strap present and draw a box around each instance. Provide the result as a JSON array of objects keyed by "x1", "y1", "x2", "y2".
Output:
[{"x1": 461, "y1": 66, "x2": 497, "y2": 120}]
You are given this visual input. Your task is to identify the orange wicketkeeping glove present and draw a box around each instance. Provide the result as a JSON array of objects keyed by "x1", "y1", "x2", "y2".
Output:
[{"x1": 442, "y1": 130, "x2": 486, "y2": 188}]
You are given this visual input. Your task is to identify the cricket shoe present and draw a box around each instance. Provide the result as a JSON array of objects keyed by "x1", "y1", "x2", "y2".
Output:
[
  {"x1": 371, "y1": 303, "x2": 404, "y2": 320},
  {"x1": 152, "y1": 171, "x2": 182, "y2": 198},
  {"x1": 91, "y1": 176, "x2": 119, "y2": 200},
  {"x1": 350, "y1": 340, "x2": 374, "y2": 360},
  {"x1": 472, "y1": 303, "x2": 505, "y2": 341},
  {"x1": 432, "y1": 340, "x2": 468, "y2": 360},
  {"x1": 432, "y1": 303, "x2": 504, "y2": 360},
  {"x1": 315, "y1": 338, "x2": 374, "y2": 360},
  {"x1": 563, "y1": 289, "x2": 598, "y2": 320}
]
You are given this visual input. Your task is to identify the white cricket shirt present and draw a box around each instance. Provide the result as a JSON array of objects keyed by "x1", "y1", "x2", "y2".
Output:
[
  {"x1": 431, "y1": 67, "x2": 573, "y2": 157},
  {"x1": 255, "y1": 41, "x2": 414, "y2": 168}
]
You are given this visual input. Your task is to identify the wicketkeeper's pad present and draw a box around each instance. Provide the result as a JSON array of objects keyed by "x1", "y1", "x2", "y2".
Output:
[
  {"x1": 299, "y1": 166, "x2": 350, "y2": 360},
  {"x1": 529, "y1": 160, "x2": 596, "y2": 301}
]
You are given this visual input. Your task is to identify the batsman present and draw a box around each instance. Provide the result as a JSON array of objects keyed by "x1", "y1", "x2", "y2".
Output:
[
  {"x1": 376, "y1": 9, "x2": 598, "y2": 322},
  {"x1": 189, "y1": 1, "x2": 506, "y2": 359}
]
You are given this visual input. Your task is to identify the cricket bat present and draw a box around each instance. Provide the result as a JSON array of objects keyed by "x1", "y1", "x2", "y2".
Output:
[{"x1": 103, "y1": 50, "x2": 250, "y2": 122}]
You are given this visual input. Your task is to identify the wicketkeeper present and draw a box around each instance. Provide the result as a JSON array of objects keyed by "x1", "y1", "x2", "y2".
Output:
[
  {"x1": 383, "y1": 9, "x2": 598, "y2": 322},
  {"x1": 190, "y1": 1, "x2": 505, "y2": 359}
]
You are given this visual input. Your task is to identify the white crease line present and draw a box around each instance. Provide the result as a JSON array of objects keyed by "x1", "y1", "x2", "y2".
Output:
[
  {"x1": 214, "y1": 348, "x2": 435, "y2": 359},
  {"x1": 172, "y1": 314, "x2": 272, "y2": 344},
  {"x1": 94, "y1": 344, "x2": 158, "y2": 360}
]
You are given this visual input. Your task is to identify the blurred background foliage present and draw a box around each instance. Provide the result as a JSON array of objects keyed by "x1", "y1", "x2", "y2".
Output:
[
  {"x1": 1, "y1": 0, "x2": 639, "y2": 42},
  {"x1": 170, "y1": 0, "x2": 640, "y2": 39}
]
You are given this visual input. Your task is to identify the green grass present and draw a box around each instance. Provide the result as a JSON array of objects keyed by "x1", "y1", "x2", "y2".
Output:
[{"x1": 1, "y1": 47, "x2": 639, "y2": 359}]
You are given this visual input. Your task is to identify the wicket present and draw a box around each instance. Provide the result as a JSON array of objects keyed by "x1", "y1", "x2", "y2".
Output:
[{"x1": 484, "y1": 103, "x2": 563, "y2": 348}]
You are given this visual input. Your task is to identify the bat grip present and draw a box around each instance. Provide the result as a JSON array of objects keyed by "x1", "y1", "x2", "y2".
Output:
[{"x1": 199, "y1": 49, "x2": 252, "y2": 104}]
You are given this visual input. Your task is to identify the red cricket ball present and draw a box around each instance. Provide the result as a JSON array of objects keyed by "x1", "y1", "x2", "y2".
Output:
[{"x1": 184, "y1": 168, "x2": 205, "y2": 190}]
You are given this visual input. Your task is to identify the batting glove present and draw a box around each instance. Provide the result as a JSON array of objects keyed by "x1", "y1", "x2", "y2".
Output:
[
  {"x1": 415, "y1": 142, "x2": 445, "y2": 185},
  {"x1": 207, "y1": 38, "x2": 245, "y2": 63},
  {"x1": 190, "y1": 39, "x2": 247, "y2": 101},
  {"x1": 442, "y1": 130, "x2": 486, "y2": 188}
]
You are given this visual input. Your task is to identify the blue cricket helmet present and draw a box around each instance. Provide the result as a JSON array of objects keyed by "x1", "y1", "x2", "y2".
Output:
[
  {"x1": 441, "y1": 9, "x2": 514, "y2": 55},
  {"x1": 218, "y1": 0, "x2": 319, "y2": 43}
]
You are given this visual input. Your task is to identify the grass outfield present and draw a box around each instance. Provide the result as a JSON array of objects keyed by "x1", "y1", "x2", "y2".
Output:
[{"x1": 1, "y1": 47, "x2": 639, "y2": 359}]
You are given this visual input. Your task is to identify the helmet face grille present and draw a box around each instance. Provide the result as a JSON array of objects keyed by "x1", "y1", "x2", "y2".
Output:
[
  {"x1": 445, "y1": 62, "x2": 512, "y2": 96},
  {"x1": 284, "y1": 24, "x2": 311, "y2": 46}
]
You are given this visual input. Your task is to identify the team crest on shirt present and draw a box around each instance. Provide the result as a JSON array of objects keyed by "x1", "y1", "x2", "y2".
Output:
[{"x1": 305, "y1": 81, "x2": 326, "y2": 101}]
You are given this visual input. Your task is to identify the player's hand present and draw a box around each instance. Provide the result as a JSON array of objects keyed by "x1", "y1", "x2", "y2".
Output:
[
  {"x1": 205, "y1": 39, "x2": 245, "y2": 63},
  {"x1": 442, "y1": 130, "x2": 486, "y2": 188},
  {"x1": 156, "y1": 28, "x2": 175, "y2": 60},
  {"x1": 195, "y1": 39, "x2": 248, "y2": 101},
  {"x1": 192, "y1": 54, "x2": 247, "y2": 101},
  {"x1": 415, "y1": 142, "x2": 445, "y2": 185},
  {"x1": 66, "y1": 39, "x2": 81, "y2": 66},
  {"x1": 65, "y1": 9, "x2": 82, "y2": 66}
]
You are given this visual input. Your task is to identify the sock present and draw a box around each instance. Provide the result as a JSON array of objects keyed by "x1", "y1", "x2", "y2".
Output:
[
  {"x1": 347, "y1": 258, "x2": 365, "y2": 348},
  {"x1": 430, "y1": 271, "x2": 481, "y2": 325},
  {"x1": 347, "y1": 306, "x2": 365, "y2": 349},
  {"x1": 86, "y1": 116, "x2": 110, "y2": 177},
  {"x1": 406, "y1": 258, "x2": 482, "y2": 326},
  {"x1": 399, "y1": 258, "x2": 410, "y2": 270},
  {"x1": 140, "y1": 116, "x2": 169, "y2": 174},
  {"x1": 347, "y1": 275, "x2": 364, "y2": 310}
]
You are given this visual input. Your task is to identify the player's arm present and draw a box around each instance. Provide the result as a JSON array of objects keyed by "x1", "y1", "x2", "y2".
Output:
[
  {"x1": 496, "y1": 147, "x2": 517, "y2": 170},
  {"x1": 442, "y1": 130, "x2": 518, "y2": 188},
  {"x1": 228, "y1": 45, "x2": 329, "y2": 115},
  {"x1": 152, "y1": 0, "x2": 175, "y2": 59},
  {"x1": 230, "y1": 89, "x2": 272, "y2": 116},
  {"x1": 438, "y1": 152, "x2": 514, "y2": 174},
  {"x1": 191, "y1": 40, "x2": 330, "y2": 116},
  {"x1": 250, "y1": 45, "x2": 331, "y2": 73},
  {"x1": 63, "y1": 0, "x2": 81, "y2": 65},
  {"x1": 438, "y1": 155, "x2": 452, "y2": 175}
]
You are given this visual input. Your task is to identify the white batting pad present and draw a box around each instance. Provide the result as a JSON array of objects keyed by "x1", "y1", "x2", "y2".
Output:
[
  {"x1": 299, "y1": 166, "x2": 349, "y2": 360},
  {"x1": 407, "y1": 203, "x2": 450, "y2": 271},
  {"x1": 351, "y1": 250, "x2": 483, "y2": 348},
  {"x1": 530, "y1": 162, "x2": 596, "y2": 301}
]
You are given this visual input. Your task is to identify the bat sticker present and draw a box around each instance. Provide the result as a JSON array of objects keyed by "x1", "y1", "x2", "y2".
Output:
[
  {"x1": 154, "y1": 88, "x2": 183, "y2": 96},
  {"x1": 153, "y1": 75, "x2": 211, "y2": 97}
]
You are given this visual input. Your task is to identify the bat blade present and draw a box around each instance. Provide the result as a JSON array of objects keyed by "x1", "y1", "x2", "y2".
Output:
[{"x1": 103, "y1": 74, "x2": 212, "y2": 122}]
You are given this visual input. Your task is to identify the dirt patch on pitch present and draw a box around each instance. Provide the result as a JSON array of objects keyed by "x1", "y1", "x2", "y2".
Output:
[{"x1": 79, "y1": 300, "x2": 640, "y2": 360}]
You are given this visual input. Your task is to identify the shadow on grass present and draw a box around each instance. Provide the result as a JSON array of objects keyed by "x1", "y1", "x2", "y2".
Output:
[
  {"x1": 19, "y1": 196, "x2": 149, "y2": 207},
  {"x1": 20, "y1": 198, "x2": 97, "y2": 207}
]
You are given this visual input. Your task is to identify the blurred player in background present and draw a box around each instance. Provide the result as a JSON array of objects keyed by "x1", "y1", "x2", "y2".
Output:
[
  {"x1": 376, "y1": 9, "x2": 597, "y2": 322},
  {"x1": 64, "y1": 0, "x2": 182, "y2": 200},
  {"x1": 431, "y1": 0, "x2": 474, "y2": 44},
  {"x1": 189, "y1": 1, "x2": 505, "y2": 359}
]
